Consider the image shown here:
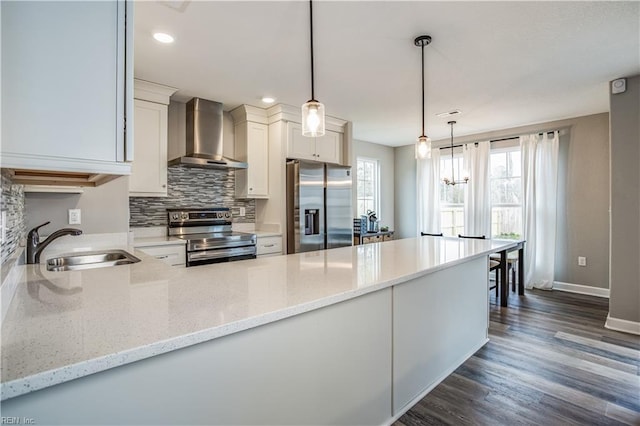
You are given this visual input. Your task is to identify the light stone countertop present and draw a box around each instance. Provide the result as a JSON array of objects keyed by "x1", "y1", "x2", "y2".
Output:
[
  {"x1": 132, "y1": 236, "x2": 187, "y2": 248},
  {"x1": 0, "y1": 236, "x2": 516, "y2": 401}
]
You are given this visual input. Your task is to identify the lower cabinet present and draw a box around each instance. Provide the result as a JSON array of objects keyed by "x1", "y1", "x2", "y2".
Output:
[
  {"x1": 256, "y1": 235, "x2": 282, "y2": 256},
  {"x1": 137, "y1": 244, "x2": 186, "y2": 266},
  {"x1": 354, "y1": 231, "x2": 394, "y2": 245}
]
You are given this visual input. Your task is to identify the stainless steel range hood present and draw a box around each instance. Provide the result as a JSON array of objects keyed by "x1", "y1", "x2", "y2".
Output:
[{"x1": 168, "y1": 98, "x2": 247, "y2": 169}]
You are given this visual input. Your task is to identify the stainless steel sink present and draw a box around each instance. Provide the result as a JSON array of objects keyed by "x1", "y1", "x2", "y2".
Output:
[{"x1": 46, "y1": 249, "x2": 141, "y2": 272}]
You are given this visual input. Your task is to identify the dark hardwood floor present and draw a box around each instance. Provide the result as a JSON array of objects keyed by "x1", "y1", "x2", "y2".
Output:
[{"x1": 394, "y1": 289, "x2": 640, "y2": 426}]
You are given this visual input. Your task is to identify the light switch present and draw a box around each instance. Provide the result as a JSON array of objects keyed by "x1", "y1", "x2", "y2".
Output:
[
  {"x1": 239, "y1": 207, "x2": 246, "y2": 217},
  {"x1": 68, "y1": 209, "x2": 81, "y2": 225},
  {"x1": 578, "y1": 256, "x2": 587, "y2": 267}
]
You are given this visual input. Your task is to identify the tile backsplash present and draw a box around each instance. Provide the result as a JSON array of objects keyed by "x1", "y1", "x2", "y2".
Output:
[
  {"x1": 0, "y1": 171, "x2": 26, "y2": 264},
  {"x1": 129, "y1": 165, "x2": 255, "y2": 227}
]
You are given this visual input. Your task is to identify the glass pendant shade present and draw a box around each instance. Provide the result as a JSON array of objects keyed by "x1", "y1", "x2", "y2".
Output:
[
  {"x1": 416, "y1": 135, "x2": 432, "y2": 159},
  {"x1": 302, "y1": 100, "x2": 325, "y2": 137}
]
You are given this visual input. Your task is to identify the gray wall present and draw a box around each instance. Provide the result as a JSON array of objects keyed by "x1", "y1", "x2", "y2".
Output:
[
  {"x1": 352, "y1": 139, "x2": 395, "y2": 231},
  {"x1": 393, "y1": 145, "x2": 417, "y2": 239},
  {"x1": 393, "y1": 113, "x2": 610, "y2": 290},
  {"x1": 609, "y1": 75, "x2": 640, "y2": 323},
  {"x1": 24, "y1": 177, "x2": 130, "y2": 235}
]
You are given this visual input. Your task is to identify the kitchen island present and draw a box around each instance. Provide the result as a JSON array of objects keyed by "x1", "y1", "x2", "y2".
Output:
[{"x1": 0, "y1": 236, "x2": 516, "y2": 425}]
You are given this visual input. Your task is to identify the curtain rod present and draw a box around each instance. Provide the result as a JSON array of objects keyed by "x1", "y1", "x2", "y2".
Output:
[{"x1": 438, "y1": 130, "x2": 560, "y2": 150}]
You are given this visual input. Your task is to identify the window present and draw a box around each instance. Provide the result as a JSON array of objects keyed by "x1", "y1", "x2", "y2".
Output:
[
  {"x1": 356, "y1": 158, "x2": 379, "y2": 217},
  {"x1": 439, "y1": 151, "x2": 466, "y2": 236},
  {"x1": 490, "y1": 147, "x2": 522, "y2": 239}
]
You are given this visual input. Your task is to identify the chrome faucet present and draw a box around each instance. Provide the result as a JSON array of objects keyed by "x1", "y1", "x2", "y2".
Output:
[{"x1": 26, "y1": 221, "x2": 82, "y2": 264}]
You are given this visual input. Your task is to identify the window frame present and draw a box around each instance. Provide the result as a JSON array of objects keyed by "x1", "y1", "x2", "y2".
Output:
[
  {"x1": 356, "y1": 157, "x2": 380, "y2": 218},
  {"x1": 439, "y1": 147, "x2": 466, "y2": 237},
  {"x1": 489, "y1": 144, "x2": 522, "y2": 240}
]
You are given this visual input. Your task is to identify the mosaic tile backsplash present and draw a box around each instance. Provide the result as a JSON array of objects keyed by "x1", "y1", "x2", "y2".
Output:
[
  {"x1": 1, "y1": 171, "x2": 26, "y2": 264},
  {"x1": 129, "y1": 166, "x2": 255, "y2": 227}
]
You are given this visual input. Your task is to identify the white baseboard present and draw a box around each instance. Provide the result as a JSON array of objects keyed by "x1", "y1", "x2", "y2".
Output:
[
  {"x1": 605, "y1": 314, "x2": 640, "y2": 335},
  {"x1": 553, "y1": 281, "x2": 610, "y2": 298}
]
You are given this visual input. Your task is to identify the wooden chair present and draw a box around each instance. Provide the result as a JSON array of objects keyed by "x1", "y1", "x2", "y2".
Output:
[
  {"x1": 421, "y1": 232, "x2": 443, "y2": 237},
  {"x1": 490, "y1": 251, "x2": 518, "y2": 291},
  {"x1": 458, "y1": 235, "x2": 500, "y2": 298}
]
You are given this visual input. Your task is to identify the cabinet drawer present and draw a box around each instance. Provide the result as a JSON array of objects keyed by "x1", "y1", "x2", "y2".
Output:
[
  {"x1": 257, "y1": 236, "x2": 282, "y2": 256},
  {"x1": 137, "y1": 245, "x2": 185, "y2": 266},
  {"x1": 362, "y1": 235, "x2": 382, "y2": 244}
]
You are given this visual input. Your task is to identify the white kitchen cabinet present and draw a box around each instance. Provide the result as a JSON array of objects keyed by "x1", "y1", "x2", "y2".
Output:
[
  {"x1": 137, "y1": 244, "x2": 186, "y2": 267},
  {"x1": 287, "y1": 122, "x2": 342, "y2": 164},
  {"x1": 130, "y1": 80, "x2": 177, "y2": 197},
  {"x1": 0, "y1": 1, "x2": 133, "y2": 179},
  {"x1": 231, "y1": 105, "x2": 269, "y2": 198},
  {"x1": 256, "y1": 235, "x2": 283, "y2": 256}
]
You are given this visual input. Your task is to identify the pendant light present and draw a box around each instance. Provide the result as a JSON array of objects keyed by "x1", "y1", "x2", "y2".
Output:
[
  {"x1": 415, "y1": 35, "x2": 432, "y2": 159},
  {"x1": 301, "y1": 0, "x2": 325, "y2": 137},
  {"x1": 442, "y1": 121, "x2": 469, "y2": 186}
]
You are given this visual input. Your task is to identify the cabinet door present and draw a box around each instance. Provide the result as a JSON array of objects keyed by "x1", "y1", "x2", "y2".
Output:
[
  {"x1": 235, "y1": 121, "x2": 269, "y2": 198},
  {"x1": 1, "y1": 1, "x2": 129, "y2": 173},
  {"x1": 286, "y1": 122, "x2": 317, "y2": 161},
  {"x1": 246, "y1": 122, "x2": 269, "y2": 197},
  {"x1": 315, "y1": 130, "x2": 342, "y2": 164},
  {"x1": 130, "y1": 100, "x2": 168, "y2": 196}
]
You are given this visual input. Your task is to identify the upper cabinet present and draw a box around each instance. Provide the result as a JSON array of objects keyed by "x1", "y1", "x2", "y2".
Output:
[
  {"x1": 287, "y1": 122, "x2": 342, "y2": 165},
  {"x1": 267, "y1": 104, "x2": 349, "y2": 167},
  {"x1": 0, "y1": 1, "x2": 133, "y2": 186},
  {"x1": 231, "y1": 105, "x2": 269, "y2": 199},
  {"x1": 129, "y1": 80, "x2": 178, "y2": 197}
]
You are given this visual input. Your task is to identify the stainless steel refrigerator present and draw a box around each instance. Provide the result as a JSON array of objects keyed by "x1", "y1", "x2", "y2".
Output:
[{"x1": 286, "y1": 160, "x2": 353, "y2": 254}]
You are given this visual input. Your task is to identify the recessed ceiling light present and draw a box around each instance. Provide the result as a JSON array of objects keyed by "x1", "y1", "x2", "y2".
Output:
[
  {"x1": 261, "y1": 97, "x2": 275, "y2": 104},
  {"x1": 153, "y1": 32, "x2": 175, "y2": 44}
]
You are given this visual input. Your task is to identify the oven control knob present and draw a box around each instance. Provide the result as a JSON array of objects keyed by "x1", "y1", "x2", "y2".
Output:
[
  {"x1": 224, "y1": 212, "x2": 231, "y2": 219},
  {"x1": 181, "y1": 213, "x2": 189, "y2": 220},
  {"x1": 171, "y1": 213, "x2": 179, "y2": 221}
]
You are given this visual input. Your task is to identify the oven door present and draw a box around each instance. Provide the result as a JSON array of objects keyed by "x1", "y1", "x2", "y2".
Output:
[{"x1": 186, "y1": 246, "x2": 256, "y2": 267}]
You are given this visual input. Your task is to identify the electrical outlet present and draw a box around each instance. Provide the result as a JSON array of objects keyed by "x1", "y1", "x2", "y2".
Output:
[
  {"x1": 239, "y1": 207, "x2": 246, "y2": 217},
  {"x1": 68, "y1": 209, "x2": 81, "y2": 225},
  {"x1": 578, "y1": 256, "x2": 587, "y2": 267}
]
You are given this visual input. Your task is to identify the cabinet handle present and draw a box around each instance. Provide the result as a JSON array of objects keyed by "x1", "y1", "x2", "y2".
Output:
[
  {"x1": 162, "y1": 184, "x2": 166, "y2": 188},
  {"x1": 263, "y1": 244, "x2": 275, "y2": 248},
  {"x1": 249, "y1": 187, "x2": 253, "y2": 191},
  {"x1": 156, "y1": 255, "x2": 169, "y2": 259}
]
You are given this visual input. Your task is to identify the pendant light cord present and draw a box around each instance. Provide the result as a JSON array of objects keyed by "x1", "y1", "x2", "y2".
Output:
[
  {"x1": 421, "y1": 43, "x2": 425, "y2": 137},
  {"x1": 309, "y1": 0, "x2": 315, "y2": 101},
  {"x1": 450, "y1": 122, "x2": 455, "y2": 182}
]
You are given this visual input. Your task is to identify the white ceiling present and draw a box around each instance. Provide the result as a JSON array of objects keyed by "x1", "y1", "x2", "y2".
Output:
[{"x1": 134, "y1": 1, "x2": 640, "y2": 146}]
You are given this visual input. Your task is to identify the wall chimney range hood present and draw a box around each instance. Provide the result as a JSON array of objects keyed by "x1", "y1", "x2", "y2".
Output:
[{"x1": 168, "y1": 98, "x2": 247, "y2": 169}]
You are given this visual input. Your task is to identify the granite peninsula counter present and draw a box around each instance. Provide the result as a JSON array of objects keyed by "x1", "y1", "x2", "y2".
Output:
[{"x1": 1, "y1": 236, "x2": 516, "y2": 425}]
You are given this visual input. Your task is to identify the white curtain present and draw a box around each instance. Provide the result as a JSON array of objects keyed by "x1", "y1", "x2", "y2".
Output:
[
  {"x1": 521, "y1": 131, "x2": 559, "y2": 289},
  {"x1": 463, "y1": 141, "x2": 491, "y2": 237},
  {"x1": 417, "y1": 148, "x2": 441, "y2": 235}
]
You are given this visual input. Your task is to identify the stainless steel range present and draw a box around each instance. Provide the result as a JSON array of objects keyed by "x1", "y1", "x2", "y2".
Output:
[{"x1": 167, "y1": 207, "x2": 257, "y2": 267}]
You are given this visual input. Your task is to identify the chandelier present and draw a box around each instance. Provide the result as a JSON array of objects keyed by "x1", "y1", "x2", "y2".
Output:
[{"x1": 442, "y1": 121, "x2": 469, "y2": 186}]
